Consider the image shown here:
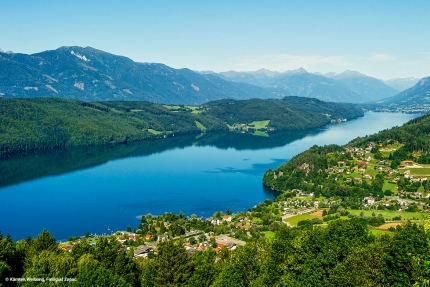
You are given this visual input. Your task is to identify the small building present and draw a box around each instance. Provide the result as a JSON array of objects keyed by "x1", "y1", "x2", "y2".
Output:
[
  {"x1": 364, "y1": 196, "x2": 375, "y2": 205},
  {"x1": 134, "y1": 245, "x2": 153, "y2": 258},
  {"x1": 235, "y1": 223, "x2": 249, "y2": 230},
  {"x1": 61, "y1": 245, "x2": 74, "y2": 252},
  {"x1": 223, "y1": 215, "x2": 232, "y2": 222},
  {"x1": 363, "y1": 174, "x2": 372, "y2": 179}
]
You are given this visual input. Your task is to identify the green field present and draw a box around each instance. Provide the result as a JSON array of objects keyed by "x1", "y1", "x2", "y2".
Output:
[
  {"x1": 252, "y1": 120, "x2": 270, "y2": 129},
  {"x1": 382, "y1": 181, "x2": 397, "y2": 192},
  {"x1": 194, "y1": 121, "x2": 207, "y2": 131},
  {"x1": 381, "y1": 151, "x2": 392, "y2": 158},
  {"x1": 348, "y1": 209, "x2": 427, "y2": 220},
  {"x1": 148, "y1": 129, "x2": 162, "y2": 135},
  {"x1": 285, "y1": 209, "x2": 430, "y2": 227},
  {"x1": 284, "y1": 213, "x2": 318, "y2": 226},
  {"x1": 253, "y1": 130, "x2": 269, "y2": 137},
  {"x1": 408, "y1": 168, "x2": 430, "y2": 175},
  {"x1": 188, "y1": 106, "x2": 203, "y2": 114}
]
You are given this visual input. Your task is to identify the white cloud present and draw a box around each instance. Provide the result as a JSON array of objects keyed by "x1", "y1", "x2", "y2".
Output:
[
  {"x1": 369, "y1": 53, "x2": 397, "y2": 62},
  {"x1": 232, "y1": 53, "x2": 351, "y2": 72}
]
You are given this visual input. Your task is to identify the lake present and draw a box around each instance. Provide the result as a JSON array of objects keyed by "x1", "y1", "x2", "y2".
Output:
[{"x1": 0, "y1": 112, "x2": 421, "y2": 240}]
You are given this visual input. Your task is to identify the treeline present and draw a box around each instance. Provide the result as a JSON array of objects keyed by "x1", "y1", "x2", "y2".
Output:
[
  {"x1": 1, "y1": 220, "x2": 429, "y2": 286},
  {"x1": 0, "y1": 97, "x2": 363, "y2": 157}
]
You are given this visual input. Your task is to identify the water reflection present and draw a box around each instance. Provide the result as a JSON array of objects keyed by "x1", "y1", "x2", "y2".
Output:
[{"x1": 0, "y1": 130, "x2": 321, "y2": 188}]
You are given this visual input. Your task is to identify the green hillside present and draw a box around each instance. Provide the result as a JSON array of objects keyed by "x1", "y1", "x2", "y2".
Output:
[
  {"x1": 0, "y1": 97, "x2": 363, "y2": 156},
  {"x1": 263, "y1": 113, "x2": 430, "y2": 202}
]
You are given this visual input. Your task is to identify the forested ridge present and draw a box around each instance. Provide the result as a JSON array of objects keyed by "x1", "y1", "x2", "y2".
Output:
[
  {"x1": 205, "y1": 97, "x2": 362, "y2": 130},
  {"x1": 0, "y1": 97, "x2": 363, "y2": 157}
]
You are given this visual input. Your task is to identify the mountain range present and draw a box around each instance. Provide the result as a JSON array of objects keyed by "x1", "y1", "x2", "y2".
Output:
[
  {"x1": 376, "y1": 76, "x2": 430, "y2": 108},
  {"x1": 206, "y1": 68, "x2": 402, "y2": 103},
  {"x1": 383, "y1": 77, "x2": 420, "y2": 91},
  {"x1": 0, "y1": 46, "x2": 285, "y2": 105},
  {"x1": 0, "y1": 46, "x2": 426, "y2": 106}
]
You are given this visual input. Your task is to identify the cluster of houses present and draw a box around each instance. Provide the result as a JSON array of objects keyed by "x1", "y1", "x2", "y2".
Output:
[{"x1": 133, "y1": 234, "x2": 245, "y2": 258}]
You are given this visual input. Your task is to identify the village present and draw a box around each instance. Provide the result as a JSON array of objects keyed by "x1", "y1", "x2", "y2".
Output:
[{"x1": 59, "y1": 139, "x2": 430, "y2": 258}]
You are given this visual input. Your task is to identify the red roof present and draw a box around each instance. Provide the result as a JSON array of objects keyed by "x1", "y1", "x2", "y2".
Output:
[
  {"x1": 223, "y1": 215, "x2": 230, "y2": 219},
  {"x1": 145, "y1": 234, "x2": 151, "y2": 239}
]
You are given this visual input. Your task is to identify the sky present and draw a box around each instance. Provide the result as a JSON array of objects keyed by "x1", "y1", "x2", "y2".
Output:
[{"x1": 1, "y1": 0, "x2": 429, "y2": 80}]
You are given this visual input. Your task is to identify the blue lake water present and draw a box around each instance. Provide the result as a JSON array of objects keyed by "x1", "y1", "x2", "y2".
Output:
[{"x1": 0, "y1": 112, "x2": 421, "y2": 240}]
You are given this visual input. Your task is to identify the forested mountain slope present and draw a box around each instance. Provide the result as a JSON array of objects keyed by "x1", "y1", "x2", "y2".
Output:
[
  {"x1": 0, "y1": 46, "x2": 283, "y2": 104},
  {"x1": 0, "y1": 97, "x2": 363, "y2": 156},
  {"x1": 377, "y1": 76, "x2": 430, "y2": 108}
]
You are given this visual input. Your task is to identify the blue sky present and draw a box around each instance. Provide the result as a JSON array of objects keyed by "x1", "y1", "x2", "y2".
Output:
[{"x1": 1, "y1": 0, "x2": 429, "y2": 80}]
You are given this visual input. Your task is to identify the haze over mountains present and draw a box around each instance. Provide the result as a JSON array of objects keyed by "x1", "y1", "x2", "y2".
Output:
[
  {"x1": 377, "y1": 76, "x2": 430, "y2": 108},
  {"x1": 0, "y1": 46, "x2": 426, "y2": 106},
  {"x1": 206, "y1": 68, "x2": 406, "y2": 103}
]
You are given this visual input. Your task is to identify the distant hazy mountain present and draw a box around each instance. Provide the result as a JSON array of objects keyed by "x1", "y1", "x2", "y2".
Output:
[
  {"x1": 208, "y1": 68, "x2": 397, "y2": 103},
  {"x1": 0, "y1": 46, "x2": 284, "y2": 105},
  {"x1": 329, "y1": 70, "x2": 399, "y2": 102},
  {"x1": 377, "y1": 76, "x2": 430, "y2": 107},
  {"x1": 264, "y1": 71, "x2": 360, "y2": 103},
  {"x1": 204, "y1": 68, "x2": 286, "y2": 87},
  {"x1": 383, "y1": 77, "x2": 420, "y2": 91}
]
